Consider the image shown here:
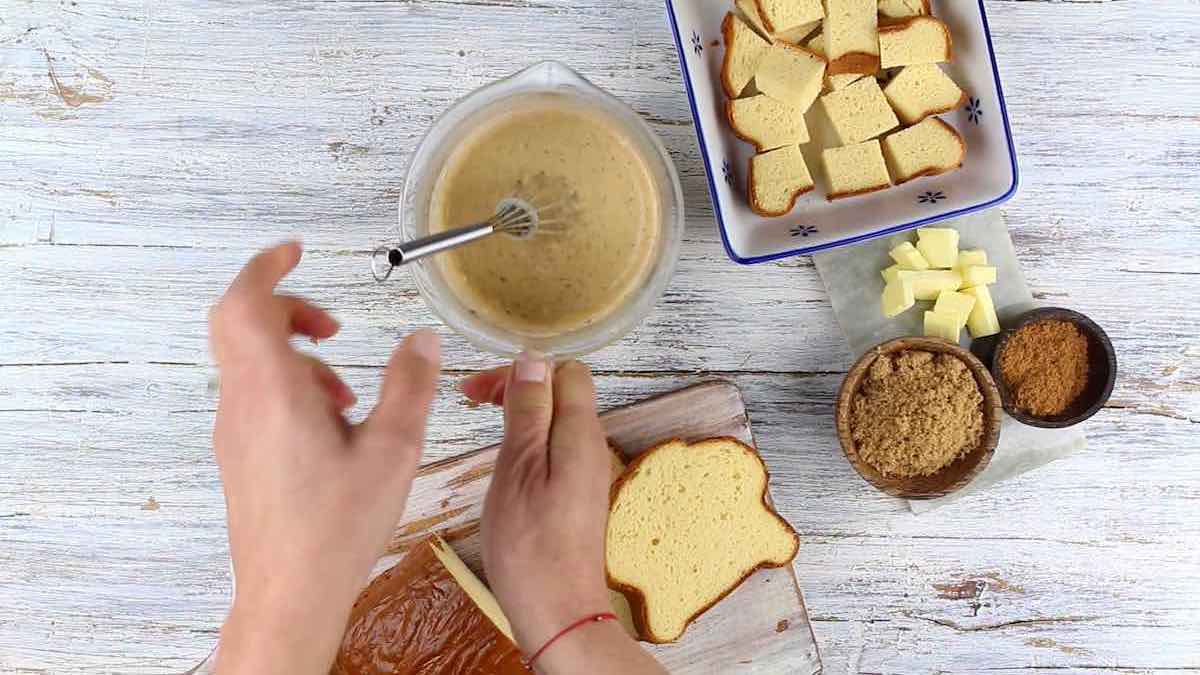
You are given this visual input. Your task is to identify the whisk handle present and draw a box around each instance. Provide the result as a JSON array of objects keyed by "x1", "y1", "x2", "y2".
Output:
[{"x1": 393, "y1": 221, "x2": 497, "y2": 266}]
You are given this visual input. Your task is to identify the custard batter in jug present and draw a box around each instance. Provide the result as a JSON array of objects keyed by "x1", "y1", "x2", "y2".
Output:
[{"x1": 429, "y1": 94, "x2": 662, "y2": 337}]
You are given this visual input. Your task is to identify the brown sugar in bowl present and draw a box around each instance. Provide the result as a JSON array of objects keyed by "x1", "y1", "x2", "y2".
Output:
[
  {"x1": 990, "y1": 307, "x2": 1117, "y2": 429},
  {"x1": 835, "y1": 337, "x2": 1003, "y2": 499}
]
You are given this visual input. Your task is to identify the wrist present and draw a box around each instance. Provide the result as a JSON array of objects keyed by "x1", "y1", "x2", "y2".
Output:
[
  {"x1": 508, "y1": 590, "x2": 614, "y2": 656},
  {"x1": 527, "y1": 617, "x2": 640, "y2": 675},
  {"x1": 218, "y1": 579, "x2": 359, "y2": 674}
]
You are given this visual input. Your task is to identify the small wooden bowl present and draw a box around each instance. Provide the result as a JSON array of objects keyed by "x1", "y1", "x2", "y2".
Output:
[
  {"x1": 990, "y1": 307, "x2": 1116, "y2": 428},
  {"x1": 835, "y1": 337, "x2": 1003, "y2": 499}
]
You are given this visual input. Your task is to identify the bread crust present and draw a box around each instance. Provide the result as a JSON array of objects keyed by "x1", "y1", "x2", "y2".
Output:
[
  {"x1": 828, "y1": 51, "x2": 881, "y2": 76},
  {"x1": 725, "y1": 99, "x2": 771, "y2": 153},
  {"x1": 605, "y1": 437, "x2": 801, "y2": 644},
  {"x1": 751, "y1": 0, "x2": 781, "y2": 34},
  {"x1": 720, "y1": 13, "x2": 743, "y2": 99},
  {"x1": 748, "y1": 155, "x2": 814, "y2": 217},
  {"x1": 889, "y1": 117, "x2": 967, "y2": 184},
  {"x1": 721, "y1": 12, "x2": 772, "y2": 99},
  {"x1": 828, "y1": 182, "x2": 892, "y2": 201},
  {"x1": 895, "y1": 89, "x2": 968, "y2": 125},
  {"x1": 879, "y1": 16, "x2": 954, "y2": 63}
]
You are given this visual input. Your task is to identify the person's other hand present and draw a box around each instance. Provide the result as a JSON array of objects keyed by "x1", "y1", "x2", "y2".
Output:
[
  {"x1": 462, "y1": 356, "x2": 614, "y2": 653},
  {"x1": 210, "y1": 242, "x2": 441, "y2": 675}
]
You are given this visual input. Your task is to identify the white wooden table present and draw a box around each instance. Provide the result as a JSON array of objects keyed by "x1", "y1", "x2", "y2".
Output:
[{"x1": 2, "y1": 1, "x2": 1198, "y2": 673}]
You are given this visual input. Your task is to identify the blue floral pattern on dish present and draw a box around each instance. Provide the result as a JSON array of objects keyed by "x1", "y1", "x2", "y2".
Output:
[
  {"x1": 721, "y1": 158, "x2": 734, "y2": 186},
  {"x1": 691, "y1": 31, "x2": 703, "y2": 55},
  {"x1": 966, "y1": 97, "x2": 982, "y2": 124},
  {"x1": 918, "y1": 191, "x2": 947, "y2": 205},
  {"x1": 789, "y1": 225, "x2": 818, "y2": 237}
]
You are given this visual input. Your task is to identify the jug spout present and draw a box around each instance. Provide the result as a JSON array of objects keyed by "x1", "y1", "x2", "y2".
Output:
[{"x1": 508, "y1": 60, "x2": 594, "y2": 91}]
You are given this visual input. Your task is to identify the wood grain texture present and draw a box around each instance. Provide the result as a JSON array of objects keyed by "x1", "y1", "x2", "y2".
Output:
[{"x1": 1, "y1": 0, "x2": 1199, "y2": 673}]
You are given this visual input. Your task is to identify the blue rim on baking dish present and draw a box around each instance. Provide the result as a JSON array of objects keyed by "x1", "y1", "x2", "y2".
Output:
[{"x1": 664, "y1": 0, "x2": 1020, "y2": 265}]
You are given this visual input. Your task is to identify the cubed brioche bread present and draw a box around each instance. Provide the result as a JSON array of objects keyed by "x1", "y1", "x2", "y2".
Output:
[
  {"x1": 822, "y1": 140, "x2": 892, "y2": 200},
  {"x1": 805, "y1": 30, "x2": 825, "y2": 57},
  {"x1": 881, "y1": 116, "x2": 966, "y2": 184},
  {"x1": 883, "y1": 63, "x2": 966, "y2": 124},
  {"x1": 753, "y1": 42, "x2": 826, "y2": 111},
  {"x1": 722, "y1": 12, "x2": 773, "y2": 98},
  {"x1": 828, "y1": 72, "x2": 867, "y2": 91},
  {"x1": 825, "y1": 0, "x2": 880, "y2": 75},
  {"x1": 727, "y1": 94, "x2": 811, "y2": 151},
  {"x1": 819, "y1": 76, "x2": 900, "y2": 145},
  {"x1": 772, "y1": 19, "x2": 822, "y2": 45},
  {"x1": 879, "y1": 16, "x2": 953, "y2": 69},
  {"x1": 806, "y1": 32, "x2": 865, "y2": 91},
  {"x1": 753, "y1": 0, "x2": 824, "y2": 35},
  {"x1": 735, "y1": 0, "x2": 773, "y2": 41},
  {"x1": 605, "y1": 438, "x2": 800, "y2": 644},
  {"x1": 878, "y1": 0, "x2": 930, "y2": 21},
  {"x1": 749, "y1": 145, "x2": 814, "y2": 216}
]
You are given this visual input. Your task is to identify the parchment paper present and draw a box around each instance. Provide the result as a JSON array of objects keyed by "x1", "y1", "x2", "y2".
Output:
[{"x1": 813, "y1": 211, "x2": 1087, "y2": 512}]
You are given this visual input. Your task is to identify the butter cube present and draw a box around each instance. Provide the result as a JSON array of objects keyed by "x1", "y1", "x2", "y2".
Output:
[
  {"x1": 881, "y1": 279, "x2": 916, "y2": 318},
  {"x1": 963, "y1": 285, "x2": 1001, "y2": 338},
  {"x1": 897, "y1": 269, "x2": 963, "y2": 301},
  {"x1": 881, "y1": 264, "x2": 903, "y2": 285},
  {"x1": 924, "y1": 311, "x2": 961, "y2": 342},
  {"x1": 933, "y1": 290, "x2": 976, "y2": 329},
  {"x1": 889, "y1": 242, "x2": 929, "y2": 270},
  {"x1": 957, "y1": 249, "x2": 988, "y2": 268},
  {"x1": 916, "y1": 228, "x2": 959, "y2": 268},
  {"x1": 961, "y1": 265, "x2": 998, "y2": 288}
]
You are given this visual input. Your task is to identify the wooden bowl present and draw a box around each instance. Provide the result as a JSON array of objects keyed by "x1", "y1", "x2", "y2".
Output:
[
  {"x1": 990, "y1": 307, "x2": 1117, "y2": 428},
  {"x1": 835, "y1": 337, "x2": 1002, "y2": 499}
]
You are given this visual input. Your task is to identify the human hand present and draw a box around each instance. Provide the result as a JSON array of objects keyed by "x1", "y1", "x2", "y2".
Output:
[
  {"x1": 210, "y1": 242, "x2": 441, "y2": 675},
  {"x1": 462, "y1": 355, "x2": 614, "y2": 652}
]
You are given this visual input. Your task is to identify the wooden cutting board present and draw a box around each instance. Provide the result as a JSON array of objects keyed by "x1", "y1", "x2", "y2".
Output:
[{"x1": 191, "y1": 381, "x2": 821, "y2": 674}]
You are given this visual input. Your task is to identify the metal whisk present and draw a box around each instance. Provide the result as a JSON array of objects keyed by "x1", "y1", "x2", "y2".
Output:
[{"x1": 372, "y1": 174, "x2": 576, "y2": 282}]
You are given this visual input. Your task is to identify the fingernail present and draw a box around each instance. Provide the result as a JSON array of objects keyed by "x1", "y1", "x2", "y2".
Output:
[
  {"x1": 408, "y1": 328, "x2": 441, "y2": 362},
  {"x1": 513, "y1": 351, "x2": 548, "y2": 383}
]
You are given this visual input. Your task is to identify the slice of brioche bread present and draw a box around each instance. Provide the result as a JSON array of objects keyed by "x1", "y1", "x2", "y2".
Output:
[
  {"x1": 819, "y1": 76, "x2": 900, "y2": 145},
  {"x1": 749, "y1": 145, "x2": 815, "y2": 216},
  {"x1": 722, "y1": 12, "x2": 773, "y2": 98},
  {"x1": 727, "y1": 94, "x2": 811, "y2": 151},
  {"x1": 822, "y1": 139, "x2": 893, "y2": 200},
  {"x1": 879, "y1": 16, "x2": 953, "y2": 69},
  {"x1": 881, "y1": 116, "x2": 966, "y2": 184},
  {"x1": 754, "y1": 0, "x2": 824, "y2": 35},
  {"x1": 878, "y1": 0, "x2": 930, "y2": 20},
  {"x1": 605, "y1": 442, "x2": 640, "y2": 639},
  {"x1": 883, "y1": 63, "x2": 966, "y2": 124},
  {"x1": 606, "y1": 438, "x2": 800, "y2": 644},
  {"x1": 753, "y1": 42, "x2": 826, "y2": 112},
  {"x1": 825, "y1": 0, "x2": 880, "y2": 75}
]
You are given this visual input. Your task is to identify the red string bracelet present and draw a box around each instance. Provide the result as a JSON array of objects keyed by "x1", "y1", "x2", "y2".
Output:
[{"x1": 522, "y1": 612, "x2": 618, "y2": 670}]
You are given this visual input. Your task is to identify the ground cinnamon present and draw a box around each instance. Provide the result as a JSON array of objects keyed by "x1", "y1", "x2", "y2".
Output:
[
  {"x1": 999, "y1": 319, "x2": 1089, "y2": 417},
  {"x1": 850, "y1": 350, "x2": 985, "y2": 478}
]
